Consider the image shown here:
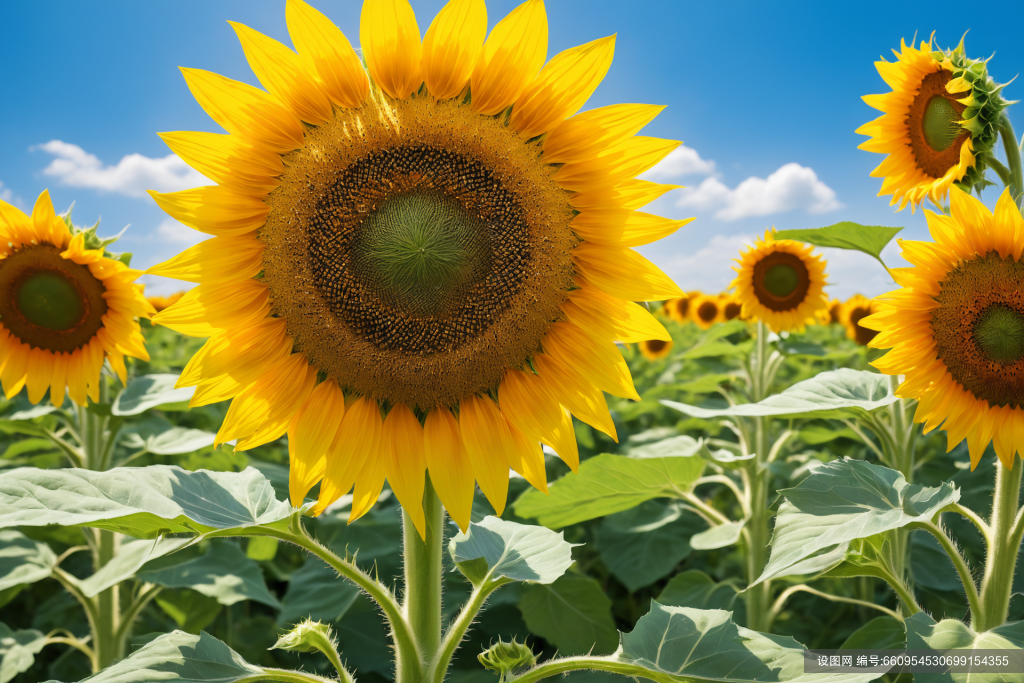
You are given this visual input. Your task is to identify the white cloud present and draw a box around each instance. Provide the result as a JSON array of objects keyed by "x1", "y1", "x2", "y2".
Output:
[
  {"x1": 36, "y1": 140, "x2": 208, "y2": 197},
  {"x1": 649, "y1": 233, "x2": 754, "y2": 293},
  {"x1": 0, "y1": 182, "x2": 11, "y2": 203},
  {"x1": 155, "y1": 217, "x2": 205, "y2": 246},
  {"x1": 676, "y1": 162, "x2": 842, "y2": 221},
  {"x1": 640, "y1": 145, "x2": 716, "y2": 180}
]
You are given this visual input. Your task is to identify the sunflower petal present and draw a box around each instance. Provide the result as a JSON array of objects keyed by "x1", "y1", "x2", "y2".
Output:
[
  {"x1": 361, "y1": 0, "x2": 423, "y2": 100},
  {"x1": 563, "y1": 285, "x2": 670, "y2": 342},
  {"x1": 146, "y1": 235, "x2": 263, "y2": 285},
  {"x1": 422, "y1": 0, "x2": 486, "y2": 100},
  {"x1": 542, "y1": 321, "x2": 639, "y2": 400},
  {"x1": 316, "y1": 397, "x2": 383, "y2": 514},
  {"x1": 532, "y1": 352, "x2": 616, "y2": 441},
  {"x1": 571, "y1": 208, "x2": 692, "y2": 247},
  {"x1": 287, "y1": 380, "x2": 347, "y2": 506},
  {"x1": 148, "y1": 187, "x2": 270, "y2": 238},
  {"x1": 424, "y1": 408, "x2": 475, "y2": 532},
  {"x1": 152, "y1": 280, "x2": 271, "y2": 337},
  {"x1": 470, "y1": 0, "x2": 547, "y2": 116},
  {"x1": 159, "y1": 132, "x2": 282, "y2": 196},
  {"x1": 458, "y1": 394, "x2": 512, "y2": 515},
  {"x1": 572, "y1": 242, "x2": 682, "y2": 301},
  {"x1": 544, "y1": 104, "x2": 664, "y2": 165},
  {"x1": 287, "y1": 0, "x2": 369, "y2": 108},
  {"x1": 383, "y1": 403, "x2": 427, "y2": 539}
]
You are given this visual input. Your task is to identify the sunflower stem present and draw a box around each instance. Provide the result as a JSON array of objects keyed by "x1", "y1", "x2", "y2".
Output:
[
  {"x1": 997, "y1": 113, "x2": 1023, "y2": 207},
  {"x1": 401, "y1": 476, "x2": 445, "y2": 681},
  {"x1": 744, "y1": 321, "x2": 772, "y2": 632},
  {"x1": 975, "y1": 457, "x2": 1023, "y2": 631}
]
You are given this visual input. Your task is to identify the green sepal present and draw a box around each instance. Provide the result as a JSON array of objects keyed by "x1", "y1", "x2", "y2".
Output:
[
  {"x1": 478, "y1": 638, "x2": 537, "y2": 681},
  {"x1": 271, "y1": 619, "x2": 342, "y2": 660}
]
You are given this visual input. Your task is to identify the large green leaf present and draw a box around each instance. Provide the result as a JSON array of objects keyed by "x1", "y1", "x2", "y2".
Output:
[
  {"x1": 596, "y1": 501, "x2": 704, "y2": 592},
  {"x1": 137, "y1": 540, "x2": 280, "y2": 607},
  {"x1": 663, "y1": 369, "x2": 897, "y2": 421},
  {"x1": 840, "y1": 616, "x2": 905, "y2": 650},
  {"x1": 0, "y1": 529, "x2": 56, "y2": 591},
  {"x1": 79, "y1": 537, "x2": 191, "y2": 597},
  {"x1": 905, "y1": 613, "x2": 1024, "y2": 683},
  {"x1": 0, "y1": 622, "x2": 46, "y2": 683},
  {"x1": 513, "y1": 451, "x2": 704, "y2": 529},
  {"x1": 755, "y1": 459, "x2": 958, "y2": 585},
  {"x1": 690, "y1": 521, "x2": 745, "y2": 551},
  {"x1": 47, "y1": 630, "x2": 262, "y2": 683},
  {"x1": 122, "y1": 428, "x2": 216, "y2": 456},
  {"x1": 112, "y1": 374, "x2": 194, "y2": 416},
  {"x1": 277, "y1": 559, "x2": 360, "y2": 626},
  {"x1": 520, "y1": 573, "x2": 619, "y2": 656},
  {"x1": 448, "y1": 516, "x2": 576, "y2": 585},
  {"x1": 0, "y1": 466, "x2": 296, "y2": 538},
  {"x1": 775, "y1": 223, "x2": 903, "y2": 262},
  {"x1": 656, "y1": 571, "x2": 742, "y2": 612}
]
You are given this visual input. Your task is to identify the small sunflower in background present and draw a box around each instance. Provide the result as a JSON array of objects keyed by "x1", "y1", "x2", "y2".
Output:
[
  {"x1": 689, "y1": 292, "x2": 722, "y2": 329},
  {"x1": 638, "y1": 338, "x2": 672, "y2": 361},
  {"x1": 842, "y1": 295, "x2": 878, "y2": 346},
  {"x1": 147, "y1": 291, "x2": 185, "y2": 313},
  {"x1": 814, "y1": 297, "x2": 842, "y2": 325},
  {"x1": 857, "y1": 35, "x2": 1009, "y2": 211},
  {"x1": 0, "y1": 191, "x2": 153, "y2": 406},
  {"x1": 732, "y1": 229, "x2": 828, "y2": 332},
  {"x1": 148, "y1": 0, "x2": 686, "y2": 533},
  {"x1": 864, "y1": 187, "x2": 1024, "y2": 469},
  {"x1": 719, "y1": 292, "x2": 744, "y2": 321},
  {"x1": 663, "y1": 294, "x2": 692, "y2": 324}
]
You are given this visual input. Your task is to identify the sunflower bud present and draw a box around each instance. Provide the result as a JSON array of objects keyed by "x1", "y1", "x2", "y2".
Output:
[
  {"x1": 271, "y1": 619, "x2": 341, "y2": 661},
  {"x1": 478, "y1": 638, "x2": 537, "y2": 681}
]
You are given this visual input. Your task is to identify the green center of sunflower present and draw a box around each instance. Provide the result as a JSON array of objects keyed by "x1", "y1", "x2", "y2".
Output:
[
  {"x1": 923, "y1": 95, "x2": 964, "y2": 153},
  {"x1": 763, "y1": 263, "x2": 800, "y2": 298},
  {"x1": 975, "y1": 305, "x2": 1024, "y2": 363},
  {"x1": 16, "y1": 271, "x2": 84, "y2": 330},
  {"x1": 355, "y1": 190, "x2": 491, "y2": 317}
]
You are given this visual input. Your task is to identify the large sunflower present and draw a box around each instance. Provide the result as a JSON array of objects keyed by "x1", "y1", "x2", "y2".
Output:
[
  {"x1": 841, "y1": 294, "x2": 878, "y2": 346},
  {"x1": 149, "y1": 0, "x2": 684, "y2": 534},
  {"x1": 864, "y1": 187, "x2": 1024, "y2": 469},
  {"x1": 0, "y1": 191, "x2": 152, "y2": 406},
  {"x1": 857, "y1": 37, "x2": 1007, "y2": 211},
  {"x1": 732, "y1": 229, "x2": 827, "y2": 332}
]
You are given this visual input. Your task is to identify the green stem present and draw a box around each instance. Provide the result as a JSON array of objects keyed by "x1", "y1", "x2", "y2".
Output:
[
  {"x1": 430, "y1": 578, "x2": 510, "y2": 683},
  {"x1": 113, "y1": 584, "x2": 162, "y2": 649},
  {"x1": 998, "y1": 113, "x2": 1022, "y2": 207},
  {"x1": 402, "y1": 477, "x2": 445, "y2": 680},
  {"x1": 975, "y1": 459, "x2": 1023, "y2": 631},
  {"x1": 509, "y1": 657, "x2": 680, "y2": 683},
  {"x1": 743, "y1": 321, "x2": 771, "y2": 632},
  {"x1": 768, "y1": 584, "x2": 902, "y2": 625},
  {"x1": 914, "y1": 521, "x2": 982, "y2": 622},
  {"x1": 235, "y1": 670, "x2": 337, "y2": 683},
  {"x1": 93, "y1": 529, "x2": 120, "y2": 668}
]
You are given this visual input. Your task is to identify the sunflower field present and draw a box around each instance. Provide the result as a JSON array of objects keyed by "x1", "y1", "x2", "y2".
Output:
[{"x1": 1, "y1": 2, "x2": 1023, "y2": 683}]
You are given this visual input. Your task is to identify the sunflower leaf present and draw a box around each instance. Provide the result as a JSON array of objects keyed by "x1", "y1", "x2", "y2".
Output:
[
  {"x1": 662, "y1": 368, "x2": 897, "y2": 421},
  {"x1": 775, "y1": 222, "x2": 903, "y2": 264},
  {"x1": 112, "y1": 374, "x2": 195, "y2": 416},
  {"x1": 137, "y1": 540, "x2": 280, "y2": 607},
  {"x1": 905, "y1": 613, "x2": 1024, "y2": 683},
  {"x1": 79, "y1": 537, "x2": 191, "y2": 597},
  {"x1": 519, "y1": 573, "x2": 619, "y2": 655},
  {"x1": 0, "y1": 530, "x2": 56, "y2": 592},
  {"x1": 448, "y1": 516, "x2": 576, "y2": 585},
  {"x1": 0, "y1": 622, "x2": 47, "y2": 683}
]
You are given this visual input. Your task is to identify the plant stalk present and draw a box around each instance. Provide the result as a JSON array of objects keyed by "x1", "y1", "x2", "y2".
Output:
[
  {"x1": 998, "y1": 113, "x2": 1022, "y2": 207},
  {"x1": 975, "y1": 458, "x2": 1023, "y2": 631},
  {"x1": 400, "y1": 476, "x2": 445, "y2": 682},
  {"x1": 744, "y1": 321, "x2": 771, "y2": 632},
  {"x1": 93, "y1": 529, "x2": 120, "y2": 668}
]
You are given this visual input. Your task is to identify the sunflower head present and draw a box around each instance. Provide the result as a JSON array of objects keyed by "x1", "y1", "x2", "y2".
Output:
[
  {"x1": 148, "y1": 0, "x2": 685, "y2": 535},
  {"x1": 731, "y1": 229, "x2": 828, "y2": 332},
  {"x1": 719, "y1": 292, "x2": 744, "y2": 321},
  {"x1": 638, "y1": 337, "x2": 672, "y2": 361},
  {"x1": 864, "y1": 186, "x2": 1024, "y2": 469},
  {"x1": 688, "y1": 292, "x2": 721, "y2": 330},
  {"x1": 662, "y1": 294, "x2": 693, "y2": 323},
  {"x1": 147, "y1": 292, "x2": 185, "y2": 313},
  {"x1": 0, "y1": 191, "x2": 153, "y2": 406},
  {"x1": 857, "y1": 35, "x2": 1010, "y2": 211},
  {"x1": 841, "y1": 295, "x2": 878, "y2": 346}
]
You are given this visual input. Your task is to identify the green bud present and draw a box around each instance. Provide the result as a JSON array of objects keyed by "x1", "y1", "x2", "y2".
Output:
[
  {"x1": 478, "y1": 638, "x2": 536, "y2": 680},
  {"x1": 272, "y1": 619, "x2": 340, "y2": 658}
]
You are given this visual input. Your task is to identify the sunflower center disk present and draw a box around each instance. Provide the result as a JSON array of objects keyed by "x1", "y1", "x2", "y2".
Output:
[
  {"x1": 923, "y1": 96, "x2": 963, "y2": 153},
  {"x1": 355, "y1": 191, "x2": 491, "y2": 317},
  {"x1": 752, "y1": 251, "x2": 810, "y2": 312},
  {"x1": 975, "y1": 305, "x2": 1024, "y2": 364},
  {"x1": 763, "y1": 263, "x2": 800, "y2": 298},
  {"x1": 17, "y1": 271, "x2": 85, "y2": 330}
]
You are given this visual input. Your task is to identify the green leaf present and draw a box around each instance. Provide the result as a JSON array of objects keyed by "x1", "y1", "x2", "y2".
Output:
[
  {"x1": 137, "y1": 540, "x2": 280, "y2": 607},
  {"x1": 755, "y1": 459, "x2": 959, "y2": 585},
  {"x1": 245, "y1": 536, "x2": 278, "y2": 561},
  {"x1": 608, "y1": 602, "x2": 880, "y2": 683},
  {"x1": 514, "y1": 451, "x2": 704, "y2": 528},
  {"x1": 840, "y1": 616, "x2": 906, "y2": 650},
  {"x1": 154, "y1": 591, "x2": 223, "y2": 634},
  {"x1": 278, "y1": 559, "x2": 360, "y2": 626},
  {"x1": 79, "y1": 537, "x2": 191, "y2": 597},
  {"x1": 682, "y1": 339, "x2": 754, "y2": 359},
  {"x1": 0, "y1": 529, "x2": 56, "y2": 591},
  {"x1": 112, "y1": 374, "x2": 194, "y2": 416},
  {"x1": 690, "y1": 521, "x2": 745, "y2": 550},
  {"x1": 0, "y1": 622, "x2": 47, "y2": 683},
  {"x1": 126, "y1": 428, "x2": 216, "y2": 456},
  {"x1": 798, "y1": 423, "x2": 862, "y2": 445},
  {"x1": 0, "y1": 465, "x2": 297, "y2": 538},
  {"x1": 448, "y1": 516, "x2": 576, "y2": 585},
  {"x1": 596, "y1": 501, "x2": 705, "y2": 592},
  {"x1": 48, "y1": 630, "x2": 261, "y2": 683},
  {"x1": 905, "y1": 613, "x2": 1024, "y2": 682},
  {"x1": 911, "y1": 531, "x2": 961, "y2": 591},
  {"x1": 656, "y1": 571, "x2": 741, "y2": 612},
  {"x1": 626, "y1": 434, "x2": 704, "y2": 459},
  {"x1": 775, "y1": 223, "x2": 902, "y2": 262},
  {"x1": 519, "y1": 573, "x2": 619, "y2": 656},
  {"x1": 663, "y1": 368, "x2": 898, "y2": 421}
]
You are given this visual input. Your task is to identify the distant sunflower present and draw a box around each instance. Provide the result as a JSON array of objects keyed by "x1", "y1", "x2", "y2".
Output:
[
  {"x1": 865, "y1": 187, "x2": 1024, "y2": 469},
  {"x1": 732, "y1": 229, "x2": 827, "y2": 332},
  {"x1": 689, "y1": 292, "x2": 721, "y2": 330},
  {"x1": 147, "y1": 292, "x2": 185, "y2": 313},
  {"x1": 857, "y1": 36, "x2": 1008, "y2": 211},
  {"x1": 0, "y1": 191, "x2": 152, "y2": 405},
  {"x1": 149, "y1": 0, "x2": 685, "y2": 534},
  {"x1": 841, "y1": 295, "x2": 878, "y2": 346},
  {"x1": 638, "y1": 338, "x2": 672, "y2": 361},
  {"x1": 719, "y1": 292, "x2": 743, "y2": 321},
  {"x1": 663, "y1": 294, "x2": 692, "y2": 323}
]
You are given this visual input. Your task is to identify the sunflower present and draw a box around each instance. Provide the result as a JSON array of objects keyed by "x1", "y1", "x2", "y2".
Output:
[
  {"x1": 689, "y1": 292, "x2": 721, "y2": 330},
  {"x1": 841, "y1": 295, "x2": 878, "y2": 346},
  {"x1": 732, "y1": 229, "x2": 827, "y2": 332},
  {"x1": 857, "y1": 36, "x2": 1008, "y2": 211},
  {"x1": 864, "y1": 187, "x2": 1024, "y2": 469},
  {"x1": 663, "y1": 293, "x2": 693, "y2": 324},
  {"x1": 0, "y1": 191, "x2": 152, "y2": 406},
  {"x1": 719, "y1": 292, "x2": 744, "y2": 321},
  {"x1": 148, "y1": 0, "x2": 685, "y2": 534},
  {"x1": 638, "y1": 338, "x2": 672, "y2": 361},
  {"x1": 147, "y1": 291, "x2": 185, "y2": 313}
]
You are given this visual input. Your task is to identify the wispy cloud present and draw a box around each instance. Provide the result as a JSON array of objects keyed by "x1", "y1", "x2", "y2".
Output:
[
  {"x1": 640, "y1": 146, "x2": 716, "y2": 180},
  {"x1": 154, "y1": 217, "x2": 205, "y2": 247},
  {"x1": 0, "y1": 181, "x2": 24, "y2": 209},
  {"x1": 36, "y1": 140, "x2": 207, "y2": 197},
  {"x1": 650, "y1": 233, "x2": 753, "y2": 293},
  {"x1": 676, "y1": 162, "x2": 842, "y2": 221},
  {"x1": 136, "y1": 218, "x2": 204, "y2": 297}
]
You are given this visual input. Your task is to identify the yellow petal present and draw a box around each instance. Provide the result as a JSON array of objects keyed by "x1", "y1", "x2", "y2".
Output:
[
  {"x1": 148, "y1": 187, "x2": 270, "y2": 238},
  {"x1": 572, "y1": 242, "x2": 683, "y2": 301},
  {"x1": 48, "y1": 351, "x2": 69, "y2": 407},
  {"x1": 0, "y1": 197, "x2": 32, "y2": 248},
  {"x1": 423, "y1": 408, "x2": 475, "y2": 532},
  {"x1": 287, "y1": 0, "x2": 369, "y2": 108},
  {"x1": 459, "y1": 394, "x2": 512, "y2": 515},
  {"x1": 230, "y1": 21, "x2": 332, "y2": 125},
  {"x1": 505, "y1": 418, "x2": 548, "y2": 494},
  {"x1": 383, "y1": 403, "x2": 427, "y2": 539},
  {"x1": 470, "y1": 0, "x2": 547, "y2": 115},
  {"x1": 146, "y1": 235, "x2": 263, "y2": 285},
  {"x1": 569, "y1": 179, "x2": 679, "y2": 211},
  {"x1": 25, "y1": 348, "x2": 51, "y2": 405},
  {"x1": 554, "y1": 136, "x2": 680, "y2": 193},
  {"x1": 287, "y1": 380, "x2": 347, "y2": 506},
  {"x1": 349, "y1": 441, "x2": 387, "y2": 523},
  {"x1": 562, "y1": 285, "x2": 670, "y2": 343},
  {"x1": 510, "y1": 35, "x2": 615, "y2": 139},
  {"x1": 360, "y1": 0, "x2": 423, "y2": 100},
  {"x1": 152, "y1": 280, "x2": 271, "y2": 338},
  {"x1": 543, "y1": 104, "x2": 664, "y2": 165},
  {"x1": 542, "y1": 321, "x2": 638, "y2": 400},
  {"x1": 422, "y1": 0, "x2": 486, "y2": 100},
  {"x1": 500, "y1": 369, "x2": 577, "y2": 470},
  {"x1": 31, "y1": 189, "x2": 64, "y2": 247},
  {"x1": 532, "y1": 352, "x2": 616, "y2": 441},
  {"x1": 64, "y1": 349, "x2": 87, "y2": 406},
  {"x1": 216, "y1": 353, "x2": 315, "y2": 445},
  {"x1": 180, "y1": 68, "x2": 304, "y2": 154},
  {"x1": 571, "y1": 208, "x2": 692, "y2": 247},
  {"x1": 316, "y1": 397, "x2": 383, "y2": 514},
  {"x1": 158, "y1": 132, "x2": 282, "y2": 196}
]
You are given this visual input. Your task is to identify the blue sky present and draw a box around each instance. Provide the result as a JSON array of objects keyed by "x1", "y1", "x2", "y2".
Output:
[{"x1": 2, "y1": 0, "x2": 1022, "y2": 297}]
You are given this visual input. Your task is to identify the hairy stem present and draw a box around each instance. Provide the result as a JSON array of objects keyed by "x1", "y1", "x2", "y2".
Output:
[
  {"x1": 402, "y1": 477, "x2": 445, "y2": 680},
  {"x1": 768, "y1": 584, "x2": 902, "y2": 626},
  {"x1": 975, "y1": 459, "x2": 1023, "y2": 631},
  {"x1": 998, "y1": 113, "x2": 1022, "y2": 207},
  {"x1": 914, "y1": 521, "x2": 982, "y2": 623}
]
